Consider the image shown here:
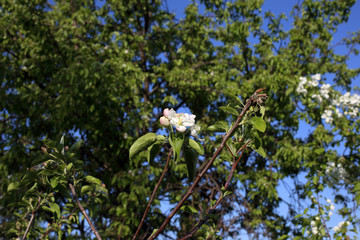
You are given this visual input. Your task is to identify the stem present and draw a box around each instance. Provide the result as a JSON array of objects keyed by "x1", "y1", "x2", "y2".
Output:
[
  {"x1": 148, "y1": 90, "x2": 264, "y2": 240},
  {"x1": 69, "y1": 183, "x2": 102, "y2": 240},
  {"x1": 22, "y1": 196, "x2": 41, "y2": 240},
  {"x1": 224, "y1": 140, "x2": 252, "y2": 189},
  {"x1": 180, "y1": 141, "x2": 251, "y2": 240},
  {"x1": 132, "y1": 149, "x2": 173, "y2": 240}
]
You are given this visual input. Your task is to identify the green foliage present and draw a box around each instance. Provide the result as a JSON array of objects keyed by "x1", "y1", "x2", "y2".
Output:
[
  {"x1": 3, "y1": 137, "x2": 107, "y2": 239},
  {"x1": 1, "y1": 0, "x2": 359, "y2": 239}
]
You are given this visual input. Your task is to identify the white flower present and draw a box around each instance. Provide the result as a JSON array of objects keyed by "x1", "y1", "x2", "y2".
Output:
[
  {"x1": 328, "y1": 211, "x2": 333, "y2": 217},
  {"x1": 319, "y1": 84, "x2": 331, "y2": 99},
  {"x1": 124, "y1": 50, "x2": 129, "y2": 54},
  {"x1": 349, "y1": 94, "x2": 360, "y2": 105},
  {"x1": 311, "y1": 74, "x2": 321, "y2": 81},
  {"x1": 299, "y1": 76, "x2": 308, "y2": 84},
  {"x1": 167, "y1": 109, "x2": 196, "y2": 132},
  {"x1": 311, "y1": 226, "x2": 318, "y2": 235},
  {"x1": 296, "y1": 85, "x2": 308, "y2": 95},
  {"x1": 311, "y1": 221, "x2": 316, "y2": 227},
  {"x1": 315, "y1": 216, "x2": 320, "y2": 221},
  {"x1": 326, "y1": 199, "x2": 331, "y2": 203},
  {"x1": 321, "y1": 109, "x2": 333, "y2": 124},
  {"x1": 308, "y1": 80, "x2": 319, "y2": 87},
  {"x1": 296, "y1": 77, "x2": 308, "y2": 94},
  {"x1": 190, "y1": 124, "x2": 201, "y2": 138},
  {"x1": 330, "y1": 203, "x2": 335, "y2": 210},
  {"x1": 335, "y1": 108, "x2": 343, "y2": 118},
  {"x1": 333, "y1": 226, "x2": 339, "y2": 232},
  {"x1": 312, "y1": 94, "x2": 323, "y2": 103}
]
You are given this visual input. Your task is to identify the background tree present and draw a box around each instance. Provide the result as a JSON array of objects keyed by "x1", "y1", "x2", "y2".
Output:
[{"x1": 1, "y1": 0, "x2": 359, "y2": 239}]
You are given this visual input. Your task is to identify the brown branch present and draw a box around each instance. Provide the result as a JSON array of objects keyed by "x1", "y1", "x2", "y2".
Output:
[
  {"x1": 180, "y1": 140, "x2": 252, "y2": 240},
  {"x1": 69, "y1": 183, "x2": 102, "y2": 240},
  {"x1": 132, "y1": 149, "x2": 173, "y2": 240},
  {"x1": 148, "y1": 90, "x2": 266, "y2": 240},
  {"x1": 22, "y1": 196, "x2": 42, "y2": 240}
]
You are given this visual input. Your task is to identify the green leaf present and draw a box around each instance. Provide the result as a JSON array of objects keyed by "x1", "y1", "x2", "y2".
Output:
[
  {"x1": 189, "y1": 139, "x2": 204, "y2": 155},
  {"x1": 38, "y1": 169, "x2": 59, "y2": 176},
  {"x1": 41, "y1": 205, "x2": 54, "y2": 213},
  {"x1": 219, "y1": 106, "x2": 239, "y2": 116},
  {"x1": 129, "y1": 133, "x2": 157, "y2": 160},
  {"x1": 183, "y1": 142, "x2": 198, "y2": 181},
  {"x1": 260, "y1": 106, "x2": 266, "y2": 118},
  {"x1": 50, "y1": 178, "x2": 59, "y2": 188},
  {"x1": 70, "y1": 140, "x2": 84, "y2": 152},
  {"x1": 81, "y1": 185, "x2": 93, "y2": 195},
  {"x1": 66, "y1": 163, "x2": 73, "y2": 171},
  {"x1": 60, "y1": 135, "x2": 65, "y2": 155},
  {"x1": 180, "y1": 205, "x2": 198, "y2": 214},
  {"x1": 85, "y1": 175, "x2": 102, "y2": 185},
  {"x1": 49, "y1": 202, "x2": 61, "y2": 220},
  {"x1": 354, "y1": 182, "x2": 360, "y2": 192},
  {"x1": 313, "y1": 175, "x2": 319, "y2": 185},
  {"x1": 147, "y1": 138, "x2": 165, "y2": 165},
  {"x1": 250, "y1": 117, "x2": 266, "y2": 132},
  {"x1": 7, "y1": 182, "x2": 19, "y2": 192},
  {"x1": 314, "y1": 148, "x2": 324, "y2": 155},
  {"x1": 150, "y1": 229, "x2": 159, "y2": 238},
  {"x1": 255, "y1": 146, "x2": 266, "y2": 158},
  {"x1": 223, "y1": 191, "x2": 233, "y2": 197},
  {"x1": 207, "y1": 121, "x2": 229, "y2": 132},
  {"x1": 173, "y1": 134, "x2": 184, "y2": 162}
]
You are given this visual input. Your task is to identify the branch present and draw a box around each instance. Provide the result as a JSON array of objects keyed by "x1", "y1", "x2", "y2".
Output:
[
  {"x1": 180, "y1": 140, "x2": 252, "y2": 240},
  {"x1": 132, "y1": 149, "x2": 173, "y2": 240},
  {"x1": 148, "y1": 90, "x2": 267, "y2": 240},
  {"x1": 69, "y1": 183, "x2": 102, "y2": 240},
  {"x1": 22, "y1": 196, "x2": 42, "y2": 240}
]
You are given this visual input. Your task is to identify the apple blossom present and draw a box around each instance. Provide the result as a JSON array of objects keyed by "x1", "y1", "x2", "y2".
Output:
[
  {"x1": 168, "y1": 109, "x2": 196, "y2": 132},
  {"x1": 163, "y1": 108, "x2": 170, "y2": 118},
  {"x1": 160, "y1": 116, "x2": 170, "y2": 126}
]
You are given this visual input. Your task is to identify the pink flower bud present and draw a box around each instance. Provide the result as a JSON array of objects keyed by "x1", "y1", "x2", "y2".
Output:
[
  {"x1": 160, "y1": 116, "x2": 170, "y2": 126},
  {"x1": 163, "y1": 108, "x2": 170, "y2": 118}
]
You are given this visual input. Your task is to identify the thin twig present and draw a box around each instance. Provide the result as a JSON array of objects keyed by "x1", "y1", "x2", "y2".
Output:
[
  {"x1": 224, "y1": 140, "x2": 252, "y2": 189},
  {"x1": 69, "y1": 183, "x2": 102, "y2": 240},
  {"x1": 22, "y1": 196, "x2": 42, "y2": 240},
  {"x1": 132, "y1": 149, "x2": 173, "y2": 240},
  {"x1": 148, "y1": 90, "x2": 266, "y2": 240},
  {"x1": 181, "y1": 141, "x2": 252, "y2": 240}
]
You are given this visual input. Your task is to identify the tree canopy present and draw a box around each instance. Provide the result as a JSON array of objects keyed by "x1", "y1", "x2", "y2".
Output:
[{"x1": 1, "y1": 0, "x2": 359, "y2": 239}]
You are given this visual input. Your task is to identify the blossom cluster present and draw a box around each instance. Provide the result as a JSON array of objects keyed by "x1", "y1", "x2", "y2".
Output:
[
  {"x1": 333, "y1": 220, "x2": 350, "y2": 232},
  {"x1": 324, "y1": 161, "x2": 349, "y2": 186},
  {"x1": 296, "y1": 74, "x2": 360, "y2": 124},
  {"x1": 310, "y1": 218, "x2": 321, "y2": 235},
  {"x1": 160, "y1": 108, "x2": 201, "y2": 138}
]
